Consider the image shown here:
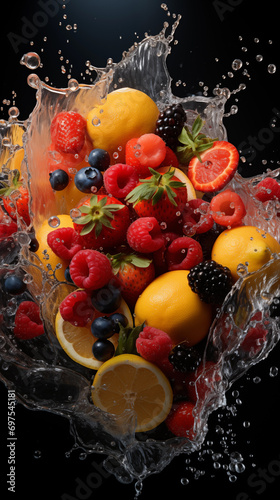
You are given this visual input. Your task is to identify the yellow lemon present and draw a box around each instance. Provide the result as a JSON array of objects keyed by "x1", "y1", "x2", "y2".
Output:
[
  {"x1": 35, "y1": 214, "x2": 74, "y2": 281},
  {"x1": 211, "y1": 225, "x2": 280, "y2": 282},
  {"x1": 92, "y1": 353, "x2": 173, "y2": 432},
  {"x1": 55, "y1": 299, "x2": 133, "y2": 370},
  {"x1": 157, "y1": 166, "x2": 196, "y2": 201},
  {"x1": 87, "y1": 87, "x2": 159, "y2": 162},
  {"x1": 134, "y1": 270, "x2": 212, "y2": 346}
]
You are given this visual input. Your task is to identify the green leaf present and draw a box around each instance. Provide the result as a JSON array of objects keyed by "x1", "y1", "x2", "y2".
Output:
[
  {"x1": 192, "y1": 115, "x2": 204, "y2": 138},
  {"x1": 74, "y1": 214, "x2": 93, "y2": 225},
  {"x1": 80, "y1": 220, "x2": 96, "y2": 236},
  {"x1": 114, "y1": 323, "x2": 144, "y2": 356}
]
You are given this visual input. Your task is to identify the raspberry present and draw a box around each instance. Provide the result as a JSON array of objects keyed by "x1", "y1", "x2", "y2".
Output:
[
  {"x1": 188, "y1": 260, "x2": 233, "y2": 304},
  {"x1": 155, "y1": 103, "x2": 186, "y2": 150},
  {"x1": 210, "y1": 189, "x2": 246, "y2": 227},
  {"x1": 47, "y1": 227, "x2": 82, "y2": 261},
  {"x1": 255, "y1": 177, "x2": 280, "y2": 202},
  {"x1": 50, "y1": 111, "x2": 87, "y2": 155},
  {"x1": 166, "y1": 236, "x2": 203, "y2": 271},
  {"x1": 59, "y1": 289, "x2": 94, "y2": 326},
  {"x1": 165, "y1": 401, "x2": 196, "y2": 438},
  {"x1": 126, "y1": 217, "x2": 165, "y2": 253},
  {"x1": 69, "y1": 249, "x2": 113, "y2": 291},
  {"x1": 136, "y1": 326, "x2": 173, "y2": 364},
  {"x1": 182, "y1": 199, "x2": 214, "y2": 236},
  {"x1": 14, "y1": 301, "x2": 44, "y2": 340},
  {"x1": 103, "y1": 163, "x2": 139, "y2": 199}
]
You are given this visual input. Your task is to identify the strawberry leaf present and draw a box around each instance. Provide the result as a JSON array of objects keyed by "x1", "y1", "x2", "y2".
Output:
[
  {"x1": 114, "y1": 323, "x2": 144, "y2": 356},
  {"x1": 177, "y1": 114, "x2": 217, "y2": 165}
]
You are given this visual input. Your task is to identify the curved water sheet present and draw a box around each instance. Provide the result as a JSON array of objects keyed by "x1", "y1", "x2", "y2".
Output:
[{"x1": 0, "y1": 30, "x2": 280, "y2": 485}]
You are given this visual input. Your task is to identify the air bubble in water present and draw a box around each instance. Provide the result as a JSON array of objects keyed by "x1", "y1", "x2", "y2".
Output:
[
  {"x1": 268, "y1": 64, "x2": 276, "y2": 74},
  {"x1": 232, "y1": 59, "x2": 243, "y2": 71},
  {"x1": 20, "y1": 52, "x2": 41, "y2": 70},
  {"x1": 27, "y1": 74, "x2": 40, "y2": 89},
  {"x1": 48, "y1": 216, "x2": 60, "y2": 228},
  {"x1": 256, "y1": 54, "x2": 263, "y2": 62},
  {"x1": 68, "y1": 78, "x2": 79, "y2": 91}
]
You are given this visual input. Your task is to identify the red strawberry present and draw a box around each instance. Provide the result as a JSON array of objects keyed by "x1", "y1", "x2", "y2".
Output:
[
  {"x1": 14, "y1": 301, "x2": 44, "y2": 340},
  {"x1": 186, "y1": 361, "x2": 221, "y2": 403},
  {"x1": 50, "y1": 111, "x2": 87, "y2": 155},
  {"x1": 0, "y1": 171, "x2": 30, "y2": 226},
  {"x1": 165, "y1": 401, "x2": 196, "y2": 438},
  {"x1": 73, "y1": 193, "x2": 130, "y2": 250},
  {"x1": 187, "y1": 141, "x2": 239, "y2": 192},
  {"x1": 108, "y1": 252, "x2": 155, "y2": 308},
  {"x1": 125, "y1": 167, "x2": 188, "y2": 225},
  {"x1": 125, "y1": 134, "x2": 166, "y2": 177},
  {"x1": 0, "y1": 206, "x2": 18, "y2": 239},
  {"x1": 47, "y1": 136, "x2": 93, "y2": 174}
]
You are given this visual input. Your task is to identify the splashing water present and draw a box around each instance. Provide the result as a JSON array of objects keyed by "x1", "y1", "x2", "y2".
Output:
[{"x1": 0, "y1": 14, "x2": 280, "y2": 488}]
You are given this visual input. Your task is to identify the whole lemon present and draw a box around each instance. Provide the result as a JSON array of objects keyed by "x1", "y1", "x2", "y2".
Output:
[
  {"x1": 134, "y1": 270, "x2": 212, "y2": 346},
  {"x1": 211, "y1": 225, "x2": 280, "y2": 282},
  {"x1": 87, "y1": 87, "x2": 159, "y2": 163},
  {"x1": 35, "y1": 214, "x2": 74, "y2": 281}
]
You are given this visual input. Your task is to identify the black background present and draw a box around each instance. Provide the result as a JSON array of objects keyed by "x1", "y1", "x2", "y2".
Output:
[{"x1": 1, "y1": 1, "x2": 280, "y2": 499}]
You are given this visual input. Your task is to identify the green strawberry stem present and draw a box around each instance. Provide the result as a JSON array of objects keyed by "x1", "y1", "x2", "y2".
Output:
[
  {"x1": 176, "y1": 114, "x2": 217, "y2": 164},
  {"x1": 125, "y1": 167, "x2": 186, "y2": 207},
  {"x1": 107, "y1": 252, "x2": 152, "y2": 275},
  {"x1": 74, "y1": 195, "x2": 124, "y2": 236},
  {"x1": 0, "y1": 169, "x2": 22, "y2": 197},
  {"x1": 114, "y1": 322, "x2": 144, "y2": 356}
]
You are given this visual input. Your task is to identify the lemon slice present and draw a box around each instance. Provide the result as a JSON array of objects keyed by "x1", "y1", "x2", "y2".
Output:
[
  {"x1": 55, "y1": 299, "x2": 133, "y2": 370},
  {"x1": 91, "y1": 354, "x2": 173, "y2": 432}
]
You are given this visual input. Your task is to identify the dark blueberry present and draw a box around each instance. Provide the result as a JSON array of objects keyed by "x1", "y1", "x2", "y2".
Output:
[
  {"x1": 49, "y1": 169, "x2": 69, "y2": 191},
  {"x1": 92, "y1": 339, "x2": 115, "y2": 361},
  {"x1": 64, "y1": 266, "x2": 74, "y2": 283},
  {"x1": 91, "y1": 285, "x2": 122, "y2": 314},
  {"x1": 3, "y1": 275, "x2": 27, "y2": 295},
  {"x1": 88, "y1": 149, "x2": 110, "y2": 171},
  {"x1": 74, "y1": 166, "x2": 103, "y2": 193},
  {"x1": 91, "y1": 316, "x2": 114, "y2": 339},
  {"x1": 109, "y1": 313, "x2": 128, "y2": 333},
  {"x1": 28, "y1": 232, "x2": 39, "y2": 252}
]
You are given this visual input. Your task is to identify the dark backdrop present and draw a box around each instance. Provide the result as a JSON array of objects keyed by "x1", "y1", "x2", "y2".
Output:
[{"x1": 1, "y1": 1, "x2": 280, "y2": 499}]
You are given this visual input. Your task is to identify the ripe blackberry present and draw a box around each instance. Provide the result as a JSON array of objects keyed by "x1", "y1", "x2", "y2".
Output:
[
  {"x1": 155, "y1": 103, "x2": 186, "y2": 150},
  {"x1": 270, "y1": 296, "x2": 280, "y2": 318},
  {"x1": 169, "y1": 343, "x2": 201, "y2": 372},
  {"x1": 188, "y1": 260, "x2": 233, "y2": 305}
]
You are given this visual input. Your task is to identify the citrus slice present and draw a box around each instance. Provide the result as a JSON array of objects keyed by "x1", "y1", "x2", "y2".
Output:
[
  {"x1": 91, "y1": 353, "x2": 173, "y2": 432},
  {"x1": 157, "y1": 166, "x2": 196, "y2": 201},
  {"x1": 187, "y1": 141, "x2": 239, "y2": 192},
  {"x1": 55, "y1": 299, "x2": 133, "y2": 370}
]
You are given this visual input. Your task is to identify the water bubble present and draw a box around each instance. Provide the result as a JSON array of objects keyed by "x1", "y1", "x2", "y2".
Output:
[
  {"x1": 48, "y1": 216, "x2": 60, "y2": 228},
  {"x1": 254, "y1": 37, "x2": 260, "y2": 43},
  {"x1": 91, "y1": 116, "x2": 101, "y2": 127},
  {"x1": 20, "y1": 52, "x2": 41, "y2": 70},
  {"x1": 27, "y1": 74, "x2": 40, "y2": 89},
  {"x1": 33, "y1": 450, "x2": 42, "y2": 459},
  {"x1": 70, "y1": 208, "x2": 81, "y2": 220},
  {"x1": 256, "y1": 54, "x2": 263, "y2": 62},
  {"x1": 180, "y1": 477, "x2": 189, "y2": 485},
  {"x1": 269, "y1": 366, "x2": 278, "y2": 377},
  {"x1": 232, "y1": 59, "x2": 243, "y2": 71},
  {"x1": 253, "y1": 376, "x2": 261, "y2": 384},
  {"x1": 68, "y1": 78, "x2": 79, "y2": 91},
  {"x1": 8, "y1": 106, "x2": 20, "y2": 119},
  {"x1": 268, "y1": 64, "x2": 276, "y2": 74}
]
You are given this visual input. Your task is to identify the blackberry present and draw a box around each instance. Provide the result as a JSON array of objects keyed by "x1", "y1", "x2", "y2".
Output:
[
  {"x1": 188, "y1": 260, "x2": 233, "y2": 305},
  {"x1": 169, "y1": 343, "x2": 201, "y2": 372},
  {"x1": 155, "y1": 103, "x2": 186, "y2": 150},
  {"x1": 269, "y1": 296, "x2": 280, "y2": 318}
]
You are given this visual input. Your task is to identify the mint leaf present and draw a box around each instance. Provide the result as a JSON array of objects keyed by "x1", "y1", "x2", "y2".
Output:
[{"x1": 114, "y1": 323, "x2": 144, "y2": 356}]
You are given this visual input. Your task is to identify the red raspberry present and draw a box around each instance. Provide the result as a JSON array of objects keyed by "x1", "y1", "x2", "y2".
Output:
[
  {"x1": 126, "y1": 217, "x2": 165, "y2": 253},
  {"x1": 165, "y1": 401, "x2": 196, "y2": 438},
  {"x1": 182, "y1": 199, "x2": 214, "y2": 236},
  {"x1": 210, "y1": 189, "x2": 246, "y2": 227},
  {"x1": 166, "y1": 236, "x2": 203, "y2": 271},
  {"x1": 47, "y1": 227, "x2": 83, "y2": 261},
  {"x1": 103, "y1": 163, "x2": 139, "y2": 199},
  {"x1": 14, "y1": 301, "x2": 44, "y2": 340},
  {"x1": 50, "y1": 111, "x2": 87, "y2": 155},
  {"x1": 136, "y1": 326, "x2": 173, "y2": 364},
  {"x1": 69, "y1": 249, "x2": 113, "y2": 291},
  {"x1": 59, "y1": 289, "x2": 94, "y2": 326},
  {"x1": 255, "y1": 177, "x2": 280, "y2": 202}
]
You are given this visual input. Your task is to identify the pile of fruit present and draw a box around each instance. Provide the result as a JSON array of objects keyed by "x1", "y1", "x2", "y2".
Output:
[{"x1": 1, "y1": 87, "x2": 280, "y2": 438}]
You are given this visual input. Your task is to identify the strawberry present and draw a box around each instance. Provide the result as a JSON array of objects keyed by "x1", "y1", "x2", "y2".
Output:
[
  {"x1": 165, "y1": 401, "x2": 196, "y2": 438},
  {"x1": 50, "y1": 111, "x2": 87, "y2": 155},
  {"x1": 125, "y1": 133, "x2": 166, "y2": 178},
  {"x1": 0, "y1": 206, "x2": 18, "y2": 239},
  {"x1": 47, "y1": 136, "x2": 93, "y2": 174},
  {"x1": 187, "y1": 140, "x2": 239, "y2": 192},
  {"x1": 73, "y1": 193, "x2": 130, "y2": 250},
  {"x1": 0, "y1": 171, "x2": 30, "y2": 226},
  {"x1": 108, "y1": 252, "x2": 155, "y2": 309},
  {"x1": 125, "y1": 167, "x2": 188, "y2": 225}
]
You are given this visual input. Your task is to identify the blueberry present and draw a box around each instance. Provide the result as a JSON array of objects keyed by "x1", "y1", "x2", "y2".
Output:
[
  {"x1": 88, "y1": 149, "x2": 110, "y2": 171},
  {"x1": 74, "y1": 166, "x2": 103, "y2": 193},
  {"x1": 4, "y1": 275, "x2": 27, "y2": 295},
  {"x1": 91, "y1": 316, "x2": 114, "y2": 339},
  {"x1": 49, "y1": 169, "x2": 69, "y2": 191},
  {"x1": 92, "y1": 339, "x2": 115, "y2": 361},
  {"x1": 91, "y1": 285, "x2": 122, "y2": 313},
  {"x1": 28, "y1": 232, "x2": 39, "y2": 252},
  {"x1": 109, "y1": 313, "x2": 128, "y2": 333},
  {"x1": 64, "y1": 266, "x2": 74, "y2": 283}
]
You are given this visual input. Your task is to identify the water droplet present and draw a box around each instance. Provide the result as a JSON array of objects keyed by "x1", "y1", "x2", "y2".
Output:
[
  {"x1": 91, "y1": 116, "x2": 100, "y2": 127},
  {"x1": 8, "y1": 106, "x2": 20, "y2": 119},
  {"x1": 20, "y1": 52, "x2": 41, "y2": 70},
  {"x1": 70, "y1": 208, "x2": 81, "y2": 220},
  {"x1": 27, "y1": 74, "x2": 40, "y2": 89},
  {"x1": 268, "y1": 64, "x2": 276, "y2": 74},
  {"x1": 34, "y1": 450, "x2": 42, "y2": 459},
  {"x1": 269, "y1": 366, "x2": 278, "y2": 377},
  {"x1": 232, "y1": 59, "x2": 243, "y2": 71},
  {"x1": 48, "y1": 216, "x2": 60, "y2": 228},
  {"x1": 256, "y1": 54, "x2": 263, "y2": 62},
  {"x1": 68, "y1": 78, "x2": 79, "y2": 91},
  {"x1": 180, "y1": 477, "x2": 189, "y2": 485}
]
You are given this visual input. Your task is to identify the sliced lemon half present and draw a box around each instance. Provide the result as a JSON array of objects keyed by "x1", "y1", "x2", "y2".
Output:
[{"x1": 91, "y1": 353, "x2": 173, "y2": 432}]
